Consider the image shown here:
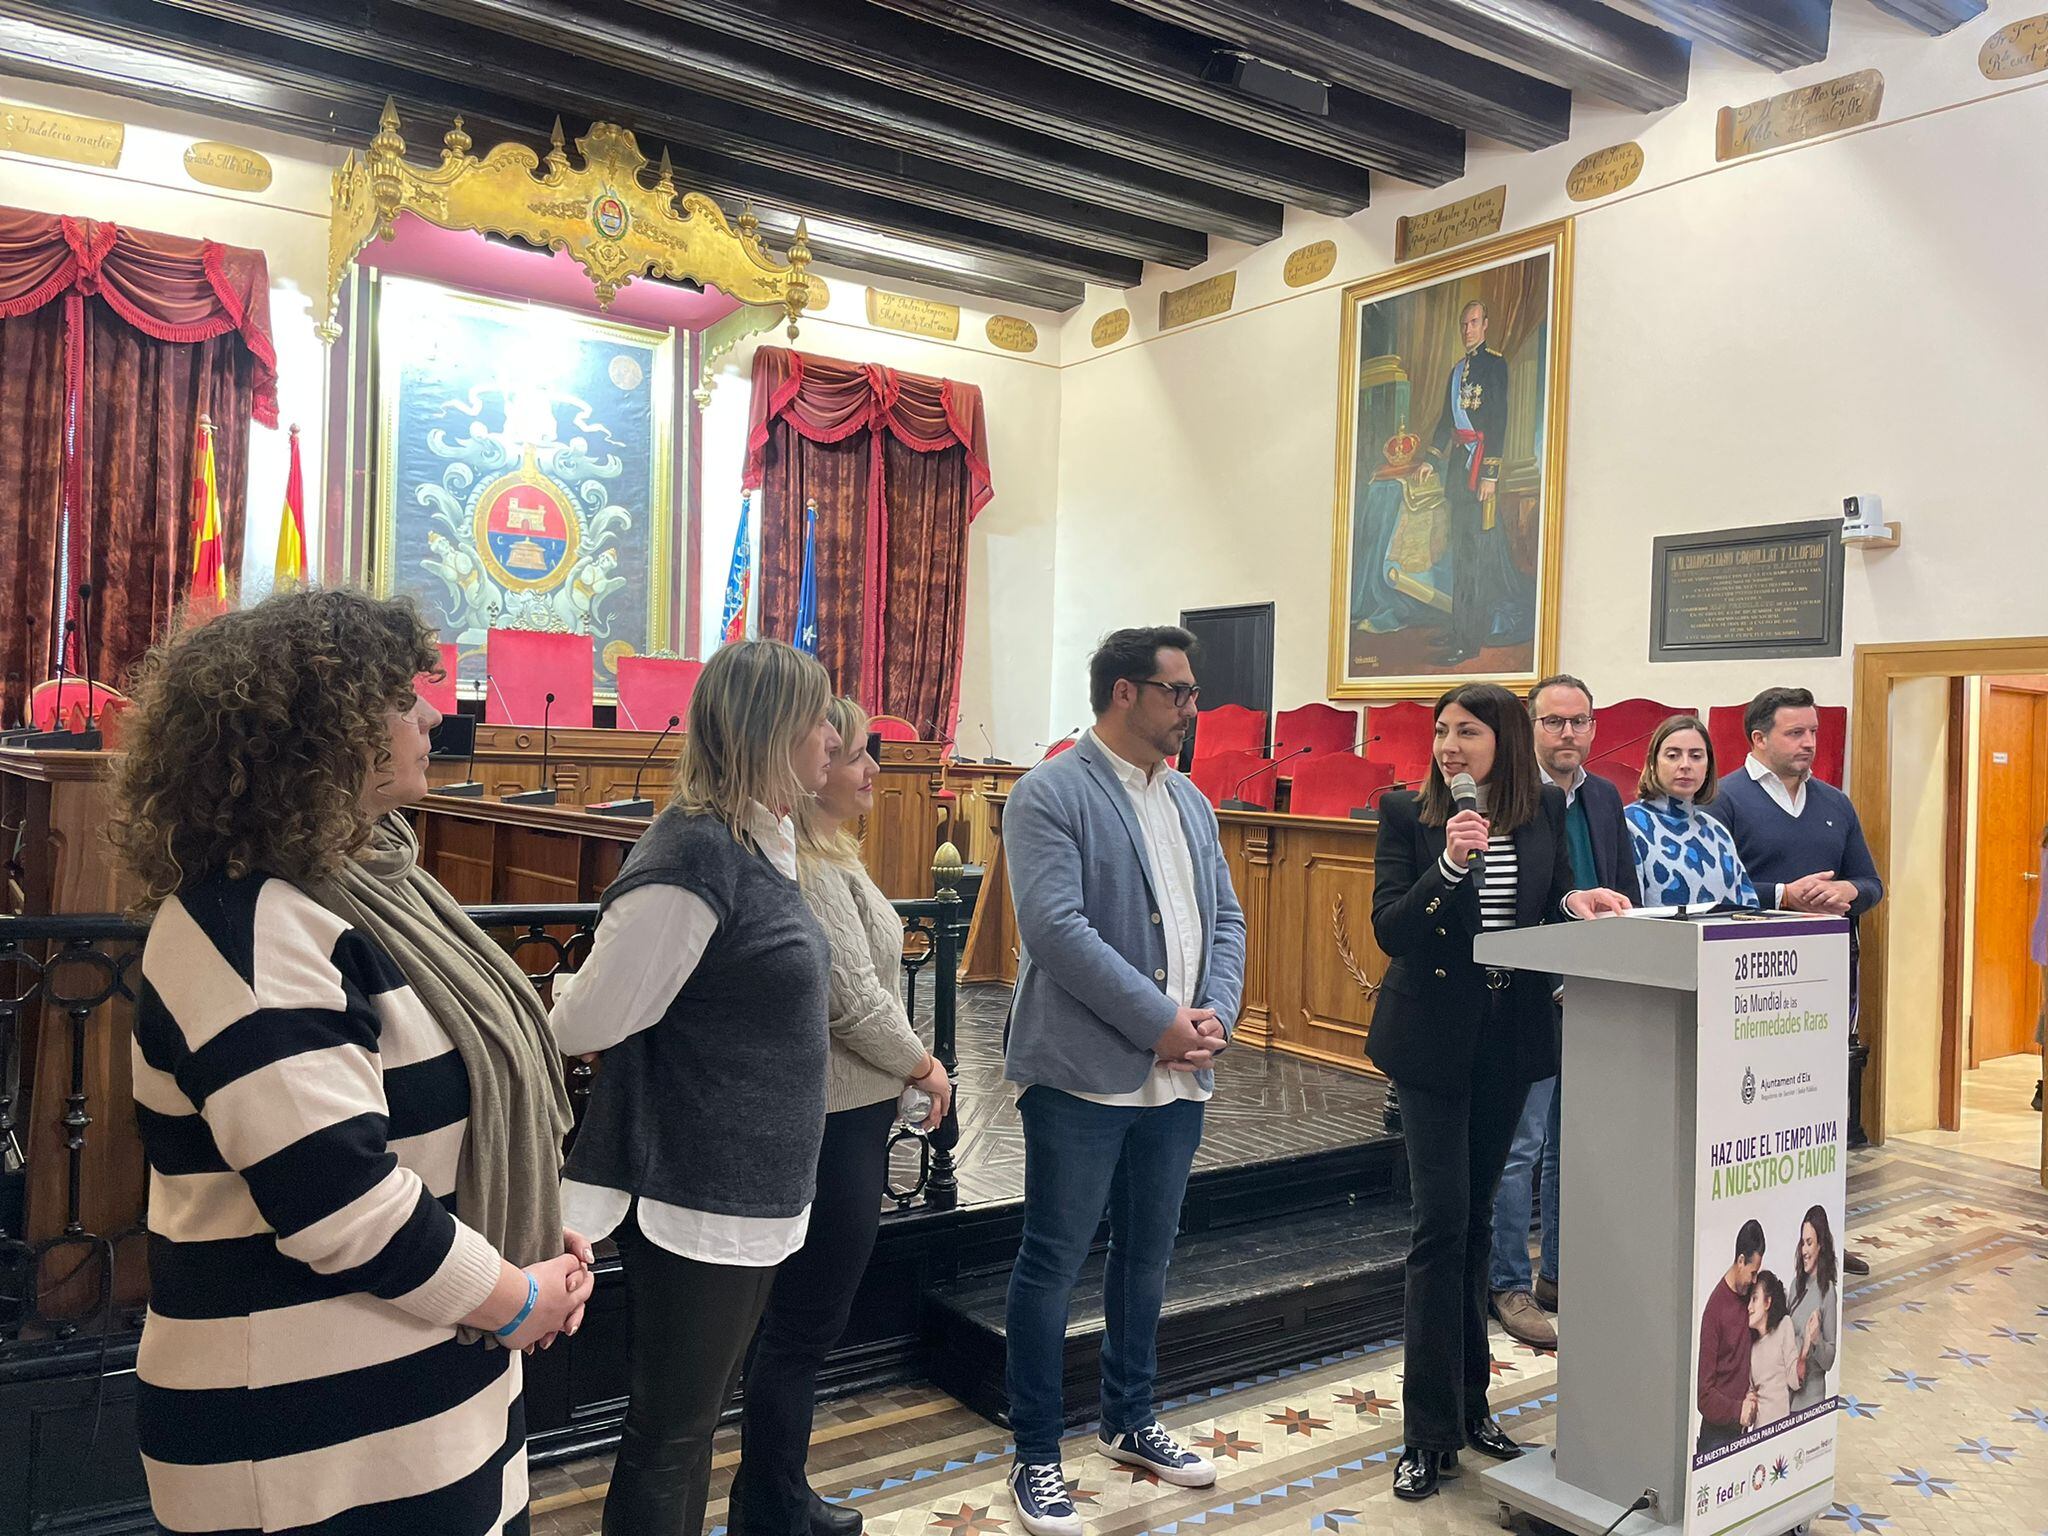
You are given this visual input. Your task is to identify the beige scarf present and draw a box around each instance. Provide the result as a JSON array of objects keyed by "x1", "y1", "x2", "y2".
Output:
[{"x1": 307, "y1": 815, "x2": 573, "y2": 1269}]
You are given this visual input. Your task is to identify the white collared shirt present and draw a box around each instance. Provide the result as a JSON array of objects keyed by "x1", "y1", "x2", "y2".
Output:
[
  {"x1": 1746, "y1": 754, "x2": 1808, "y2": 818},
  {"x1": 551, "y1": 802, "x2": 812, "y2": 1266},
  {"x1": 1539, "y1": 761, "x2": 1588, "y2": 807},
  {"x1": 1074, "y1": 731, "x2": 1211, "y2": 1107}
]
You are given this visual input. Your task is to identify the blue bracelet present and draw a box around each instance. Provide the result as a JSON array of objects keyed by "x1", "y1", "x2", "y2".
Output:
[{"x1": 494, "y1": 1274, "x2": 539, "y2": 1339}]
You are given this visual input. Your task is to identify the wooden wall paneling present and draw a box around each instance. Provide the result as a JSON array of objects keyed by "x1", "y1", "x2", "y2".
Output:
[
  {"x1": 1220, "y1": 817, "x2": 1274, "y2": 1049},
  {"x1": 420, "y1": 810, "x2": 500, "y2": 906},
  {"x1": 498, "y1": 824, "x2": 593, "y2": 906},
  {"x1": 1270, "y1": 828, "x2": 1384, "y2": 1074},
  {"x1": 961, "y1": 794, "x2": 1019, "y2": 985}
]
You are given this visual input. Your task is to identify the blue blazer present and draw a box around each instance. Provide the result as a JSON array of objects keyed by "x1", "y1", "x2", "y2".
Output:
[{"x1": 1003, "y1": 735, "x2": 1247, "y2": 1097}]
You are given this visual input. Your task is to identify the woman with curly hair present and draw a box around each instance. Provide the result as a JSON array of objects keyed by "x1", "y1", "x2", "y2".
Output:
[
  {"x1": 112, "y1": 588, "x2": 592, "y2": 1535},
  {"x1": 548, "y1": 638, "x2": 839, "y2": 1536}
]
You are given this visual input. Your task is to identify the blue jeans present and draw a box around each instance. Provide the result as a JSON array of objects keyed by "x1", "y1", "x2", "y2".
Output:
[
  {"x1": 1004, "y1": 1087, "x2": 1205, "y2": 1463},
  {"x1": 1488, "y1": 1074, "x2": 1559, "y2": 1294}
]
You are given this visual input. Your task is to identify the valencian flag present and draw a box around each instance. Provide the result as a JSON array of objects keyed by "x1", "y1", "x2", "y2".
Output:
[
  {"x1": 793, "y1": 500, "x2": 819, "y2": 656},
  {"x1": 720, "y1": 491, "x2": 752, "y2": 645},
  {"x1": 188, "y1": 415, "x2": 227, "y2": 611},
  {"x1": 274, "y1": 424, "x2": 308, "y2": 586}
]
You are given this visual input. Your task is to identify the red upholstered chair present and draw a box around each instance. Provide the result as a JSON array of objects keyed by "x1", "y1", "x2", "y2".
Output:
[
  {"x1": 1706, "y1": 706, "x2": 1751, "y2": 785},
  {"x1": 1367, "y1": 700, "x2": 1436, "y2": 790},
  {"x1": 1288, "y1": 754, "x2": 1396, "y2": 819},
  {"x1": 416, "y1": 642, "x2": 460, "y2": 718},
  {"x1": 1586, "y1": 697, "x2": 1697, "y2": 796},
  {"x1": 871, "y1": 714, "x2": 920, "y2": 743},
  {"x1": 1191, "y1": 748, "x2": 1275, "y2": 810},
  {"x1": 483, "y1": 629, "x2": 596, "y2": 727},
  {"x1": 1191, "y1": 702, "x2": 1266, "y2": 762},
  {"x1": 1274, "y1": 702, "x2": 1359, "y2": 762},
  {"x1": 615, "y1": 656, "x2": 703, "y2": 732},
  {"x1": 1042, "y1": 737, "x2": 1077, "y2": 761},
  {"x1": 1812, "y1": 706, "x2": 1846, "y2": 786},
  {"x1": 28, "y1": 678, "x2": 126, "y2": 730}
]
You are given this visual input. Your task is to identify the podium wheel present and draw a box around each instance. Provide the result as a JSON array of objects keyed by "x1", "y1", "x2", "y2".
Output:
[{"x1": 1495, "y1": 1500, "x2": 1514, "y2": 1529}]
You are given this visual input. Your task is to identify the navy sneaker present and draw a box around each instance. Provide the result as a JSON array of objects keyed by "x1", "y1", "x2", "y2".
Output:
[
  {"x1": 1008, "y1": 1462, "x2": 1082, "y2": 1536},
  {"x1": 1098, "y1": 1422, "x2": 1216, "y2": 1488}
]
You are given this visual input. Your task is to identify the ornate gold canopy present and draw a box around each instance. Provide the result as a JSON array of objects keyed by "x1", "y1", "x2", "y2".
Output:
[{"x1": 320, "y1": 102, "x2": 812, "y2": 343}]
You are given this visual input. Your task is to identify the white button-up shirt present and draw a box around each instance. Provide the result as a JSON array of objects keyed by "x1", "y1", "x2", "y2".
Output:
[
  {"x1": 1745, "y1": 753, "x2": 1809, "y2": 817},
  {"x1": 1073, "y1": 731, "x2": 1211, "y2": 1107}
]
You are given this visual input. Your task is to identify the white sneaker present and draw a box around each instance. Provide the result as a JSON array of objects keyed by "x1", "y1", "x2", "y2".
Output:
[
  {"x1": 1098, "y1": 1422, "x2": 1217, "y2": 1488},
  {"x1": 1009, "y1": 1461, "x2": 1083, "y2": 1536}
]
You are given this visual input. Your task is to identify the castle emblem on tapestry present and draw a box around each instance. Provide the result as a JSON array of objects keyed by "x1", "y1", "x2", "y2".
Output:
[{"x1": 373, "y1": 275, "x2": 678, "y2": 695}]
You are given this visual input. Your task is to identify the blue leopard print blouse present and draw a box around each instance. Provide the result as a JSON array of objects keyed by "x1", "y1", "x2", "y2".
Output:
[{"x1": 1624, "y1": 796, "x2": 1761, "y2": 909}]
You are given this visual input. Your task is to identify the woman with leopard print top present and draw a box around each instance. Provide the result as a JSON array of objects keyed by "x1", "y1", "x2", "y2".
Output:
[{"x1": 1623, "y1": 715, "x2": 1761, "y2": 910}]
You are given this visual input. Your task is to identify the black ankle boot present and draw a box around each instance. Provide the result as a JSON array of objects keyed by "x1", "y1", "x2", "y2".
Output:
[
  {"x1": 1392, "y1": 1446, "x2": 1441, "y2": 1500},
  {"x1": 1465, "y1": 1417, "x2": 1525, "y2": 1461},
  {"x1": 809, "y1": 1494, "x2": 862, "y2": 1536}
]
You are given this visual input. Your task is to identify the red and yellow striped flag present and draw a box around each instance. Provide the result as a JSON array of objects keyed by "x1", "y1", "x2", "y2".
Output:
[
  {"x1": 275, "y1": 424, "x2": 308, "y2": 586},
  {"x1": 188, "y1": 416, "x2": 227, "y2": 611}
]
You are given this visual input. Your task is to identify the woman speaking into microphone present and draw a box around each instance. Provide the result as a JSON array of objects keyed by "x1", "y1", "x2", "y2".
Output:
[{"x1": 1368, "y1": 683, "x2": 1629, "y2": 1501}]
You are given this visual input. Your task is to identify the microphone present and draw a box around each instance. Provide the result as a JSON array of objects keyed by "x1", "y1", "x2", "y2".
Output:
[
  {"x1": 1354, "y1": 732, "x2": 1382, "y2": 756},
  {"x1": 503, "y1": 690, "x2": 560, "y2": 805},
  {"x1": 1583, "y1": 727, "x2": 1661, "y2": 770},
  {"x1": 976, "y1": 723, "x2": 1010, "y2": 766},
  {"x1": 431, "y1": 670, "x2": 486, "y2": 797},
  {"x1": 1449, "y1": 770, "x2": 1485, "y2": 881},
  {"x1": 1035, "y1": 726, "x2": 1080, "y2": 762},
  {"x1": 77, "y1": 583, "x2": 98, "y2": 730},
  {"x1": 1222, "y1": 746, "x2": 1310, "y2": 810},
  {"x1": 591, "y1": 713, "x2": 680, "y2": 817},
  {"x1": 22, "y1": 619, "x2": 102, "y2": 750}
]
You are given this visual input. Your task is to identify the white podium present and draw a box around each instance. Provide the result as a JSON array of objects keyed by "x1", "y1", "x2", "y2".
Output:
[{"x1": 1473, "y1": 912, "x2": 1850, "y2": 1536}]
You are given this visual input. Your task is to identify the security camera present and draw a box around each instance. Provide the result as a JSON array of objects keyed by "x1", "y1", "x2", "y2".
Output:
[{"x1": 1841, "y1": 494, "x2": 1884, "y2": 539}]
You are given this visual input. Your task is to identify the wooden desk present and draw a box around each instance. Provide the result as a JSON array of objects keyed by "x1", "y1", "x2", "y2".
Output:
[
  {"x1": 943, "y1": 760, "x2": 1029, "y2": 870},
  {"x1": 957, "y1": 794, "x2": 1389, "y2": 1075}
]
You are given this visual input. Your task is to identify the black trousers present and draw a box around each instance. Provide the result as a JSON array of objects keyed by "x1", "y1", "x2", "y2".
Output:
[
  {"x1": 1391, "y1": 1030, "x2": 1531, "y2": 1453},
  {"x1": 735, "y1": 1099, "x2": 898, "y2": 1536},
  {"x1": 604, "y1": 1210, "x2": 780, "y2": 1536}
]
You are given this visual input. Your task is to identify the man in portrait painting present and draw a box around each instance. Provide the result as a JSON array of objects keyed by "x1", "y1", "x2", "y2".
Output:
[{"x1": 1428, "y1": 300, "x2": 1508, "y2": 667}]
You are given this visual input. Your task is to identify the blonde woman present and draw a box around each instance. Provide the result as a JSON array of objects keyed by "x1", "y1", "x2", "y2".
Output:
[
  {"x1": 733, "y1": 699, "x2": 954, "y2": 1536},
  {"x1": 111, "y1": 589, "x2": 589, "y2": 1535},
  {"x1": 550, "y1": 639, "x2": 839, "y2": 1536}
]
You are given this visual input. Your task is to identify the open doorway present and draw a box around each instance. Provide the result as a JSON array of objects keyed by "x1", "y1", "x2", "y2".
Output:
[{"x1": 1853, "y1": 642, "x2": 2048, "y2": 1186}]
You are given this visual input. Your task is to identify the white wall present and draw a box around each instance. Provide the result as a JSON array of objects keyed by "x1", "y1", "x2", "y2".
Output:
[
  {"x1": 1884, "y1": 675, "x2": 1951, "y2": 1135},
  {"x1": 1047, "y1": 3, "x2": 2048, "y2": 729},
  {"x1": 696, "y1": 273, "x2": 1064, "y2": 761},
  {"x1": 1, "y1": 71, "x2": 337, "y2": 595}
]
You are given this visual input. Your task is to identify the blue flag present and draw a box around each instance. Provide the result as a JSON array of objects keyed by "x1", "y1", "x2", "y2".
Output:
[
  {"x1": 720, "y1": 492, "x2": 751, "y2": 645},
  {"x1": 794, "y1": 502, "x2": 819, "y2": 656}
]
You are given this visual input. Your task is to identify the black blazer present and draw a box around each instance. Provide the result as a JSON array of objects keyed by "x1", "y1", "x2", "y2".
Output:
[
  {"x1": 1572, "y1": 772, "x2": 1643, "y2": 907},
  {"x1": 1365, "y1": 787, "x2": 1575, "y2": 1093}
]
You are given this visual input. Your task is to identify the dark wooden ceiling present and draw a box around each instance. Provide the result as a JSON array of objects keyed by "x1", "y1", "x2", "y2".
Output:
[{"x1": 0, "y1": 0, "x2": 1972, "y2": 311}]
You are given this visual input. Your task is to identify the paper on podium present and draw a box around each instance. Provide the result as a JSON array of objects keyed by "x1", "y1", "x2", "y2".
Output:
[
  {"x1": 484, "y1": 629, "x2": 594, "y2": 727},
  {"x1": 616, "y1": 655, "x2": 703, "y2": 732}
]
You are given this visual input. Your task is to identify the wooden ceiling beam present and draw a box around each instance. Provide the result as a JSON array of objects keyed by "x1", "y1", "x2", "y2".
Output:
[
  {"x1": 1864, "y1": 0, "x2": 1984, "y2": 35},
  {"x1": 617, "y1": 0, "x2": 1407, "y2": 206},
  {"x1": 1640, "y1": 0, "x2": 1831, "y2": 71},
  {"x1": 1111, "y1": 0, "x2": 1571, "y2": 150},
  {"x1": 155, "y1": 0, "x2": 1208, "y2": 270},
  {"x1": 8, "y1": 0, "x2": 1107, "y2": 306},
  {"x1": 1348, "y1": 0, "x2": 1690, "y2": 113},
  {"x1": 393, "y1": 0, "x2": 1286, "y2": 245},
  {"x1": 863, "y1": 0, "x2": 1464, "y2": 182}
]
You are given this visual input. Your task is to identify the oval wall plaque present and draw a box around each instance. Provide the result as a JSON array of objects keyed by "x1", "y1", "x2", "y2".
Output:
[
  {"x1": 1090, "y1": 308, "x2": 1131, "y2": 348},
  {"x1": 1980, "y1": 14, "x2": 2048, "y2": 79},
  {"x1": 1283, "y1": 239, "x2": 1337, "y2": 287},
  {"x1": 985, "y1": 314, "x2": 1039, "y2": 352},
  {"x1": 1565, "y1": 142, "x2": 1643, "y2": 202},
  {"x1": 183, "y1": 140, "x2": 273, "y2": 191}
]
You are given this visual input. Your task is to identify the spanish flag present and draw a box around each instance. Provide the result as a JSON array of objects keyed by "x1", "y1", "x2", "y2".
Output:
[
  {"x1": 275, "y1": 424, "x2": 308, "y2": 586},
  {"x1": 189, "y1": 415, "x2": 227, "y2": 611}
]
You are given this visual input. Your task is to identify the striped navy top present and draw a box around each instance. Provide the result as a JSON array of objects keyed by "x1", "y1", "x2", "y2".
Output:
[
  {"x1": 130, "y1": 874, "x2": 526, "y2": 1535},
  {"x1": 1439, "y1": 836, "x2": 1521, "y2": 930}
]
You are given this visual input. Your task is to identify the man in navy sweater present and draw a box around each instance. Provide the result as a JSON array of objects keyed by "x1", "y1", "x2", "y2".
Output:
[{"x1": 1705, "y1": 685, "x2": 1882, "y2": 1275}]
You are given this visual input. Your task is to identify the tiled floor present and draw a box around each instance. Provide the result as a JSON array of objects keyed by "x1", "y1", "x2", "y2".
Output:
[
  {"x1": 1895, "y1": 1052, "x2": 2045, "y2": 1175},
  {"x1": 529, "y1": 1140, "x2": 2048, "y2": 1535}
]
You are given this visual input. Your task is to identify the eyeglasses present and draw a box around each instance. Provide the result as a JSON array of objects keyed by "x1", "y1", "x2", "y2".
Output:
[
  {"x1": 1137, "y1": 679, "x2": 1201, "y2": 708},
  {"x1": 1535, "y1": 714, "x2": 1594, "y2": 734}
]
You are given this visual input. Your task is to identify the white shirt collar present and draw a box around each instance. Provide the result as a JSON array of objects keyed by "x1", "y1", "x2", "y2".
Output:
[
  {"x1": 1539, "y1": 762, "x2": 1587, "y2": 795},
  {"x1": 746, "y1": 801, "x2": 799, "y2": 880},
  {"x1": 1744, "y1": 754, "x2": 1808, "y2": 815},
  {"x1": 1088, "y1": 728, "x2": 1169, "y2": 790}
]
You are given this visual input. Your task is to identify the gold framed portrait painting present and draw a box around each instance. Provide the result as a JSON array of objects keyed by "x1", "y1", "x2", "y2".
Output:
[{"x1": 1327, "y1": 220, "x2": 1571, "y2": 699}]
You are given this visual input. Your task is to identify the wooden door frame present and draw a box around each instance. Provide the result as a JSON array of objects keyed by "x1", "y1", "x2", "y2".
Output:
[{"x1": 1853, "y1": 637, "x2": 2048, "y2": 1168}]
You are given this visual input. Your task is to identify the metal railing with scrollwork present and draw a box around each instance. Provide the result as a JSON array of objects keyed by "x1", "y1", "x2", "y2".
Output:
[{"x1": 0, "y1": 880, "x2": 968, "y2": 1351}]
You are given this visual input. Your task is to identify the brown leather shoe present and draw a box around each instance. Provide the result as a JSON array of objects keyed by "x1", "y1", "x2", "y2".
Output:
[
  {"x1": 1491, "y1": 1288, "x2": 1557, "y2": 1349},
  {"x1": 1843, "y1": 1250, "x2": 1871, "y2": 1276},
  {"x1": 1533, "y1": 1274, "x2": 1558, "y2": 1311}
]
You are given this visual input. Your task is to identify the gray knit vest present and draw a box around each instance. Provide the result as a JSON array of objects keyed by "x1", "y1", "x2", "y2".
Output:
[{"x1": 562, "y1": 806, "x2": 831, "y2": 1219}]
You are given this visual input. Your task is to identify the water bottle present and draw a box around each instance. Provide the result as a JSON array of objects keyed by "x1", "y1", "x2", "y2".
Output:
[{"x1": 897, "y1": 1084, "x2": 934, "y2": 1130}]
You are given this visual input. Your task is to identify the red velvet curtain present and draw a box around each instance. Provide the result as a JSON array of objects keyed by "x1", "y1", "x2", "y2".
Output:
[
  {"x1": 0, "y1": 206, "x2": 278, "y2": 722},
  {"x1": 743, "y1": 346, "x2": 992, "y2": 736}
]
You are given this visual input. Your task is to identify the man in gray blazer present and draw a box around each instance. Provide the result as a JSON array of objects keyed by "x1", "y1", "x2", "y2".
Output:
[{"x1": 1002, "y1": 626, "x2": 1247, "y2": 1536}]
